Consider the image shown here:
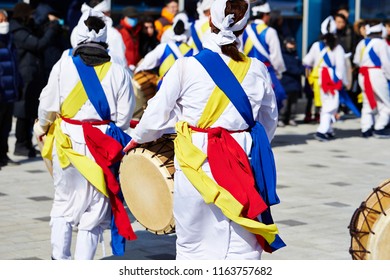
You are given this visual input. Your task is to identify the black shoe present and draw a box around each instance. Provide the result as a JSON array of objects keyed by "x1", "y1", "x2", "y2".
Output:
[
  {"x1": 0, "y1": 156, "x2": 20, "y2": 166},
  {"x1": 326, "y1": 132, "x2": 336, "y2": 140},
  {"x1": 314, "y1": 132, "x2": 329, "y2": 142},
  {"x1": 373, "y1": 129, "x2": 390, "y2": 139},
  {"x1": 362, "y1": 129, "x2": 373, "y2": 138},
  {"x1": 14, "y1": 146, "x2": 36, "y2": 158}
]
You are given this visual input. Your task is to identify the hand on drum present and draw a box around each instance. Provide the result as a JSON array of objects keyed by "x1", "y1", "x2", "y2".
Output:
[{"x1": 123, "y1": 139, "x2": 140, "y2": 153}]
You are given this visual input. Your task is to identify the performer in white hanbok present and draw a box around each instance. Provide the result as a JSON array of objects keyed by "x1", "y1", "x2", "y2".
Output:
[
  {"x1": 135, "y1": 12, "x2": 194, "y2": 82},
  {"x1": 242, "y1": 0, "x2": 286, "y2": 110},
  {"x1": 70, "y1": 0, "x2": 127, "y2": 68},
  {"x1": 353, "y1": 22, "x2": 390, "y2": 138},
  {"x1": 303, "y1": 16, "x2": 348, "y2": 141},
  {"x1": 34, "y1": 10, "x2": 136, "y2": 260},
  {"x1": 124, "y1": 0, "x2": 285, "y2": 260},
  {"x1": 187, "y1": 0, "x2": 214, "y2": 54}
]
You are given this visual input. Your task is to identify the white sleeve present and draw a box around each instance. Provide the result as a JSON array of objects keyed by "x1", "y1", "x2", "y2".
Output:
[
  {"x1": 335, "y1": 45, "x2": 348, "y2": 86},
  {"x1": 353, "y1": 41, "x2": 363, "y2": 66},
  {"x1": 134, "y1": 44, "x2": 165, "y2": 73},
  {"x1": 302, "y1": 42, "x2": 317, "y2": 67},
  {"x1": 130, "y1": 60, "x2": 182, "y2": 143},
  {"x1": 266, "y1": 28, "x2": 286, "y2": 75},
  {"x1": 254, "y1": 62, "x2": 278, "y2": 141},
  {"x1": 114, "y1": 66, "x2": 136, "y2": 130},
  {"x1": 38, "y1": 57, "x2": 62, "y2": 127},
  {"x1": 376, "y1": 40, "x2": 390, "y2": 80}
]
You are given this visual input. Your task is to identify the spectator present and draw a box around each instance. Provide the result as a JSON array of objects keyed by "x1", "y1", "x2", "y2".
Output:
[
  {"x1": 139, "y1": 15, "x2": 159, "y2": 59},
  {"x1": 155, "y1": 0, "x2": 179, "y2": 41},
  {"x1": 334, "y1": 12, "x2": 353, "y2": 54},
  {"x1": 116, "y1": 6, "x2": 142, "y2": 70},
  {"x1": 280, "y1": 36, "x2": 305, "y2": 126},
  {"x1": 9, "y1": 2, "x2": 61, "y2": 158},
  {"x1": 0, "y1": 9, "x2": 21, "y2": 167},
  {"x1": 33, "y1": 3, "x2": 70, "y2": 82}
]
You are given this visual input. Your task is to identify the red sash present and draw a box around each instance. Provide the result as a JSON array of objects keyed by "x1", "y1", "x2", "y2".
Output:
[
  {"x1": 359, "y1": 66, "x2": 380, "y2": 110},
  {"x1": 62, "y1": 117, "x2": 136, "y2": 240},
  {"x1": 190, "y1": 125, "x2": 268, "y2": 219},
  {"x1": 321, "y1": 67, "x2": 342, "y2": 95}
]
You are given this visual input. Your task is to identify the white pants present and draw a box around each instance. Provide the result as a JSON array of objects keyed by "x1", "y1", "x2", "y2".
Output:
[
  {"x1": 359, "y1": 70, "x2": 390, "y2": 132},
  {"x1": 50, "y1": 217, "x2": 105, "y2": 260},
  {"x1": 173, "y1": 168, "x2": 263, "y2": 260},
  {"x1": 317, "y1": 90, "x2": 339, "y2": 134},
  {"x1": 50, "y1": 144, "x2": 111, "y2": 260}
]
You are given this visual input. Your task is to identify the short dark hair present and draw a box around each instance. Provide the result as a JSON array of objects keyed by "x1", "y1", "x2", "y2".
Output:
[
  {"x1": 87, "y1": 0, "x2": 103, "y2": 8},
  {"x1": 334, "y1": 13, "x2": 347, "y2": 23}
]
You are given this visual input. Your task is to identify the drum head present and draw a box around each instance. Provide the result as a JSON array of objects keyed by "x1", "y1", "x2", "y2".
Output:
[
  {"x1": 120, "y1": 145, "x2": 175, "y2": 235},
  {"x1": 349, "y1": 179, "x2": 390, "y2": 260}
]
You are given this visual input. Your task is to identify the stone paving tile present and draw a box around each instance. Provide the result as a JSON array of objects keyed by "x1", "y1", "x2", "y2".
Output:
[{"x1": 1, "y1": 115, "x2": 390, "y2": 260}]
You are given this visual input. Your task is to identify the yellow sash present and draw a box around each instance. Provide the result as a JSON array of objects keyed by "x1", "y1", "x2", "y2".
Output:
[
  {"x1": 307, "y1": 57, "x2": 324, "y2": 107},
  {"x1": 174, "y1": 55, "x2": 279, "y2": 244},
  {"x1": 42, "y1": 62, "x2": 112, "y2": 197},
  {"x1": 159, "y1": 43, "x2": 193, "y2": 77},
  {"x1": 243, "y1": 23, "x2": 268, "y2": 55}
]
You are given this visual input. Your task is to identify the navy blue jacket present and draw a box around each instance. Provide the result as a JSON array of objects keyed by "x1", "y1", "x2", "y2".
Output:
[
  {"x1": 0, "y1": 34, "x2": 20, "y2": 103},
  {"x1": 280, "y1": 49, "x2": 305, "y2": 94}
]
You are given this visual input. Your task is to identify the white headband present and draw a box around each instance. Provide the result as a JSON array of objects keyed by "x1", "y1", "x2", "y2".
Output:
[
  {"x1": 75, "y1": 9, "x2": 107, "y2": 45},
  {"x1": 252, "y1": 3, "x2": 271, "y2": 16},
  {"x1": 81, "y1": 0, "x2": 110, "y2": 13},
  {"x1": 365, "y1": 23, "x2": 384, "y2": 35},
  {"x1": 321, "y1": 16, "x2": 336, "y2": 35},
  {"x1": 210, "y1": 0, "x2": 250, "y2": 46}
]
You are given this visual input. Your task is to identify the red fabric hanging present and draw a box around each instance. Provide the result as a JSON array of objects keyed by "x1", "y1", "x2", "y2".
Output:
[{"x1": 359, "y1": 67, "x2": 379, "y2": 110}]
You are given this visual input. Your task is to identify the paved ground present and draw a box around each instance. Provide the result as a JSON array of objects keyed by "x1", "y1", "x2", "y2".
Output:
[{"x1": 0, "y1": 112, "x2": 389, "y2": 260}]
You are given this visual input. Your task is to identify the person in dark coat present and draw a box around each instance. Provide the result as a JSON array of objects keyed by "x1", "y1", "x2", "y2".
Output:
[
  {"x1": 33, "y1": 3, "x2": 70, "y2": 82},
  {"x1": 9, "y1": 2, "x2": 61, "y2": 158},
  {"x1": 280, "y1": 36, "x2": 305, "y2": 126},
  {"x1": 0, "y1": 9, "x2": 21, "y2": 167}
]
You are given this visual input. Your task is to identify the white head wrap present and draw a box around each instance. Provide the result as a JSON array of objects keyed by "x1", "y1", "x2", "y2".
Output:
[
  {"x1": 172, "y1": 12, "x2": 191, "y2": 42},
  {"x1": 321, "y1": 16, "x2": 337, "y2": 35},
  {"x1": 252, "y1": 2, "x2": 271, "y2": 16},
  {"x1": 197, "y1": 0, "x2": 214, "y2": 18},
  {"x1": 210, "y1": 0, "x2": 250, "y2": 46},
  {"x1": 81, "y1": 0, "x2": 110, "y2": 13},
  {"x1": 75, "y1": 9, "x2": 107, "y2": 45},
  {"x1": 365, "y1": 23, "x2": 385, "y2": 36}
]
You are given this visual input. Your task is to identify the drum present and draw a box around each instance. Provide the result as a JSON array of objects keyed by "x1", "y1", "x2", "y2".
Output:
[
  {"x1": 119, "y1": 134, "x2": 176, "y2": 235},
  {"x1": 132, "y1": 71, "x2": 158, "y2": 119},
  {"x1": 349, "y1": 178, "x2": 390, "y2": 260}
]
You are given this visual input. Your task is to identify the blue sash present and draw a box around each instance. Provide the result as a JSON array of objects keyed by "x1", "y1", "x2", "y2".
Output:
[
  {"x1": 319, "y1": 42, "x2": 340, "y2": 83},
  {"x1": 194, "y1": 49, "x2": 279, "y2": 207},
  {"x1": 365, "y1": 39, "x2": 382, "y2": 67},
  {"x1": 71, "y1": 54, "x2": 131, "y2": 256},
  {"x1": 190, "y1": 22, "x2": 203, "y2": 52},
  {"x1": 195, "y1": 49, "x2": 284, "y2": 251}
]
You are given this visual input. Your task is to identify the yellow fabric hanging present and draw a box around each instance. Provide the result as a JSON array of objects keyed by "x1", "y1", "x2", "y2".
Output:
[
  {"x1": 42, "y1": 62, "x2": 112, "y2": 197},
  {"x1": 159, "y1": 43, "x2": 193, "y2": 77},
  {"x1": 174, "y1": 55, "x2": 279, "y2": 244},
  {"x1": 307, "y1": 57, "x2": 324, "y2": 107}
]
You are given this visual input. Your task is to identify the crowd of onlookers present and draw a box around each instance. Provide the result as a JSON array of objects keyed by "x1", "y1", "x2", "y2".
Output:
[{"x1": 1, "y1": 0, "x2": 390, "y2": 169}]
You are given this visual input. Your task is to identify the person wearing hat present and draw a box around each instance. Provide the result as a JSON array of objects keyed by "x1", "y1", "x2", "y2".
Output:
[
  {"x1": 353, "y1": 22, "x2": 390, "y2": 138},
  {"x1": 187, "y1": 0, "x2": 214, "y2": 54},
  {"x1": 9, "y1": 2, "x2": 61, "y2": 158},
  {"x1": 70, "y1": 0, "x2": 127, "y2": 68},
  {"x1": 242, "y1": 0, "x2": 286, "y2": 112},
  {"x1": 116, "y1": 6, "x2": 142, "y2": 70},
  {"x1": 34, "y1": 10, "x2": 136, "y2": 259},
  {"x1": 303, "y1": 16, "x2": 348, "y2": 142},
  {"x1": 124, "y1": 0, "x2": 285, "y2": 259},
  {"x1": 135, "y1": 12, "x2": 194, "y2": 84},
  {"x1": 155, "y1": 0, "x2": 179, "y2": 42}
]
